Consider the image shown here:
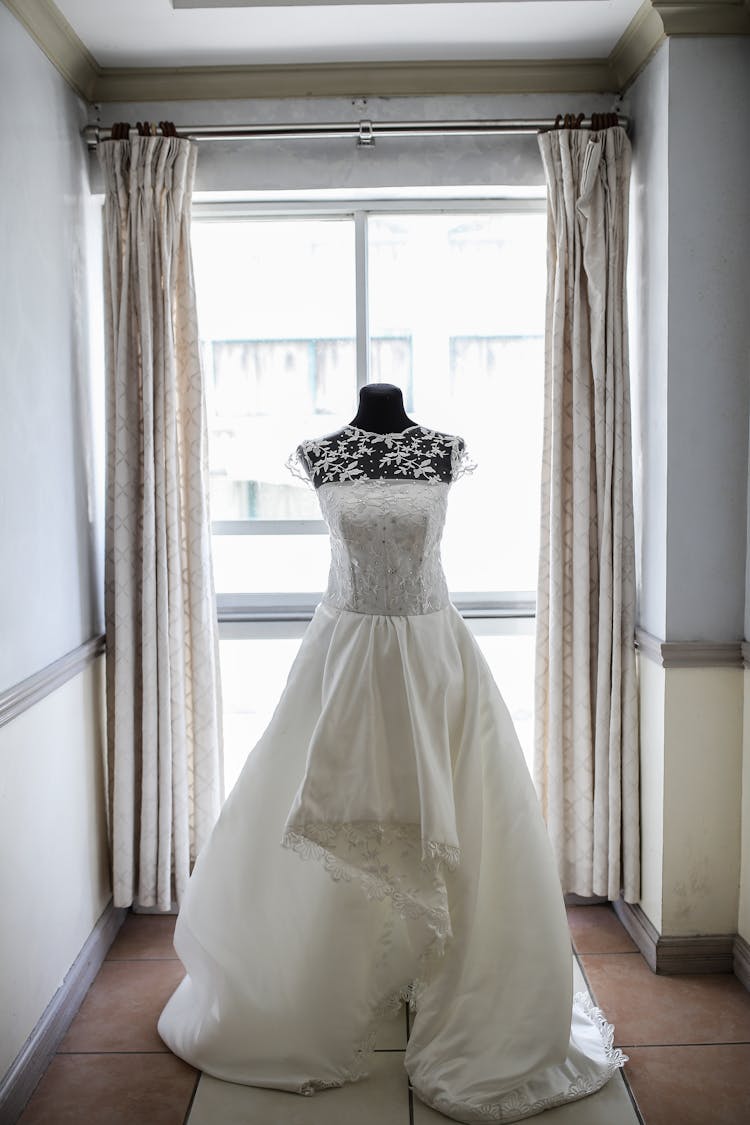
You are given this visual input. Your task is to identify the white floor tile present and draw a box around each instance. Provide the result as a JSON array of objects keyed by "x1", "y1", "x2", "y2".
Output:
[
  {"x1": 187, "y1": 1051, "x2": 410, "y2": 1125},
  {"x1": 188, "y1": 958, "x2": 638, "y2": 1125},
  {"x1": 413, "y1": 1070, "x2": 638, "y2": 1124}
]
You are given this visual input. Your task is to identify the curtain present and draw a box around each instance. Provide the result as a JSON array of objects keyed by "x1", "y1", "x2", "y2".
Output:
[
  {"x1": 100, "y1": 133, "x2": 223, "y2": 911},
  {"x1": 534, "y1": 125, "x2": 640, "y2": 903}
]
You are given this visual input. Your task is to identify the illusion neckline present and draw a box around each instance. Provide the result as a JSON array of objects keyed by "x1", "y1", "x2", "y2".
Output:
[{"x1": 345, "y1": 424, "x2": 423, "y2": 439}]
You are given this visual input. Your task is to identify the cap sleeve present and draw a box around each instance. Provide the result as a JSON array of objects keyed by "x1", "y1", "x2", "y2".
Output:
[
  {"x1": 286, "y1": 442, "x2": 315, "y2": 487},
  {"x1": 450, "y1": 436, "x2": 477, "y2": 482}
]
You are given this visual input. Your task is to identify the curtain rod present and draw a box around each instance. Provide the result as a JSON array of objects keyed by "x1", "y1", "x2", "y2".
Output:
[{"x1": 82, "y1": 115, "x2": 629, "y2": 149}]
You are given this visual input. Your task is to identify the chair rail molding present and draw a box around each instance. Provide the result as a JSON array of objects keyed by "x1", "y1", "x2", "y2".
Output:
[
  {"x1": 635, "y1": 628, "x2": 744, "y2": 669},
  {"x1": 4, "y1": 0, "x2": 749, "y2": 103},
  {"x1": 0, "y1": 635, "x2": 106, "y2": 729}
]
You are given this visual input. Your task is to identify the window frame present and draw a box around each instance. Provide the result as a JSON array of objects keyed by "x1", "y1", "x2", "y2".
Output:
[{"x1": 192, "y1": 194, "x2": 546, "y2": 623}]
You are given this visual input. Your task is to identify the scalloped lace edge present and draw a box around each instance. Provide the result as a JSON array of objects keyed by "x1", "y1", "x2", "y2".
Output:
[
  {"x1": 281, "y1": 829, "x2": 625, "y2": 1118},
  {"x1": 413, "y1": 990, "x2": 629, "y2": 1123}
]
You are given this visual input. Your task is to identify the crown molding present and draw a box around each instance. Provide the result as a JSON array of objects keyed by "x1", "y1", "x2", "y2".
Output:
[
  {"x1": 93, "y1": 58, "x2": 615, "y2": 102},
  {"x1": 653, "y1": 0, "x2": 750, "y2": 34},
  {"x1": 609, "y1": 0, "x2": 667, "y2": 89},
  {"x1": 2, "y1": 0, "x2": 99, "y2": 100},
  {"x1": 3, "y1": 0, "x2": 749, "y2": 104}
]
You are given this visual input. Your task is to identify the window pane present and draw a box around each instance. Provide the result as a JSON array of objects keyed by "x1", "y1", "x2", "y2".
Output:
[
  {"x1": 367, "y1": 212, "x2": 546, "y2": 595},
  {"x1": 192, "y1": 218, "x2": 357, "y2": 524},
  {"x1": 212, "y1": 534, "x2": 329, "y2": 596}
]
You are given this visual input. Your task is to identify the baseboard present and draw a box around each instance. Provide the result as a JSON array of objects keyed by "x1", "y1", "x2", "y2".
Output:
[
  {"x1": 614, "y1": 899, "x2": 735, "y2": 975},
  {"x1": 734, "y1": 934, "x2": 750, "y2": 992},
  {"x1": 0, "y1": 899, "x2": 127, "y2": 1125}
]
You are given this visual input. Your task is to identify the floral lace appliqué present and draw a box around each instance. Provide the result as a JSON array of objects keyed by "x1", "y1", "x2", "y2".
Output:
[{"x1": 290, "y1": 425, "x2": 473, "y2": 488}]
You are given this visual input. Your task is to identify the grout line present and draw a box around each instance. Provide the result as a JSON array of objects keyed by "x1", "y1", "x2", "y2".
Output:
[
  {"x1": 617, "y1": 1069, "x2": 647, "y2": 1125},
  {"x1": 574, "y1": 951, "x2": 644, "y2": 1123},
  {"x1": 374, "y1": 1048, "x2": 407, "y2": 1053},
  {"x1": 56, "y1": 1049, "x2": 172, "y2": 1055},
  {"x1": 105, "y1": 954, "x2": 179, "y2": 963},
  {"x1": 405, "y1": 1003, "x2": 415, "y2": 1124},
  {"x1": 618, "y1": 1040, "x2": 750, "y2": 1048},
  {"x1": 574, "y1": 950, "x2": 640, "y2": 956},
  {"x1": 105, "y1": 956, "x2": 180, "y2": 962},
  {"x1": 183, "y1": 1071, "x2": 202, "y2": 1125},
  {"x1": 574, "y1": 951, "x2": 595, "y2": 999}
]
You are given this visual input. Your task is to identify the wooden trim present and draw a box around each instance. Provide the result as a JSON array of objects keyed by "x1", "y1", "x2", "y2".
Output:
[
  {"x1": 2, "y1": 0, "x2": 100, "y2": 101},
  {"x1": 635, "y1": 628, "x2": 744, "y2": 669},
  {"x1": 742, "y1": 641, "x2": 750, "y2": 669},
  {"x1": 0, "y1": 900, "x2": 126, "y2": 1122},
  {"x1": 0, "y1": 635, "x2": 106, "y2": 729},
  {"x1": 654, "y1": 0, "x2": 750, "y2": 35},
  {"x1": 613, "y1": 897, "x2": 661, "y2": 971},
  {"x1": 734, "y1": 933, "x2": 750, "y2": 992},
  {"x1": 614, "y1": 899, "x2": 736, "y2": 974},
  {"x1": 93, "y1": 58, "x2": 616, "y2": 103},
  {"x1": 610, "y1": 0, "x2": 666, "y2": 91},
  {"x1": 5, "y1": 0, "x2": 748, "y2": 105}
]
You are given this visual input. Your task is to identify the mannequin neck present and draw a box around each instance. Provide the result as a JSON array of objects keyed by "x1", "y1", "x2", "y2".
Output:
[{"x1": 349, "y1": 384, "x2": 417, "y2": 435}]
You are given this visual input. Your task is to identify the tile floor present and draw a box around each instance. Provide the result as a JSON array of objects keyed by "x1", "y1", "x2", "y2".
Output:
[{"x1": 16, "y1": 905, "x2": 750, "y2": 1124}]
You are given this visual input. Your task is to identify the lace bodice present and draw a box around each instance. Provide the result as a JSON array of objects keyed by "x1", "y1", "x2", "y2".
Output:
[{"x1": 291, "y1": 425, "x2": 473, "y2": 616}]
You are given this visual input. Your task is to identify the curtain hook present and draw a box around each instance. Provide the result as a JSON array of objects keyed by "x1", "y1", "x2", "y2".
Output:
[{"x1": 357, "y1": 120, "x2": 375, "y2": 147}]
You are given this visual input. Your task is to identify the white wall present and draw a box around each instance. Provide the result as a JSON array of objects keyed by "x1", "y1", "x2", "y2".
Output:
[
  {"x1": 0, "y1": 2, "x2": 104, "y2": 694},
  {"x1": 625, "y1": 40, "x2": 670, "y2": 642},
  {"x1": 0, "y1": 3, "x2": 110, "y2": 1084},
  {"x1": 626, "y1": 37, "x2": 750, "y2": 939},
  {"x1": 740, "y1": 671, "x2": 750, "y2": 942},
  {"x1": 0, "y1": 661, "x2": 110, "y2": 1079},
  {"x1": 665, "y1": 38, "x2": 750, "y2": 642}
]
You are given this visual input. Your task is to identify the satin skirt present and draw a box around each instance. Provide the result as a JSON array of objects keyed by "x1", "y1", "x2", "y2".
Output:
[{"x1": 158, "y1": 602, "x2": 625, "y2": 1122}]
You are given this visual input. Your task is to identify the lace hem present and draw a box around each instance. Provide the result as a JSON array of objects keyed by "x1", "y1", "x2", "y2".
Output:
[{"x1": 413, "y1": 991, "x2": 628, "y2": 1123}]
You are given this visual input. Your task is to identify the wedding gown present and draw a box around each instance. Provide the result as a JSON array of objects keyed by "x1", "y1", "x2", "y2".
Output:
[{"x1": 158, "y1": 424, "x2": 626, "y2": 1122}]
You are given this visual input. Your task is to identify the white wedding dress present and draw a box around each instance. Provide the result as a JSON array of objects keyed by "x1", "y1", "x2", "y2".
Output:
[{"x1": 158, "y1": 424, "x2": 626, "y2": 1122}]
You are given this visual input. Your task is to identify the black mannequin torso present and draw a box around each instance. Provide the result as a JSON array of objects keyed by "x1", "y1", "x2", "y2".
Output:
[
  {"x1": 347, "y1": 384, "x2": 417, "y2": 435},
  {"x1": 299, "y1": 384, "x2": 463, "y2": 487}
]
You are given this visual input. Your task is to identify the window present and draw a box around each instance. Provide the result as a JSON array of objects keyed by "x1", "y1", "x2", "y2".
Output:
[
  {"x1": 192, "y1": 202, "x2": 546, "y2": 614},
  {"x1": 191, "y1": 198, "x2": 546, "y2": 786}
]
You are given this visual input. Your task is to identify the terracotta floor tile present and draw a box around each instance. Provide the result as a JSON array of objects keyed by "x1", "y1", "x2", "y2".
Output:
[
  {"x1": 59, "y1": 960, "x2": 185, "y2": 1053},
  {"x1": 566, "y1": 905, "x2": 638, "y2": 954},
  {"x1": 625, "y1": 1044, "x2": 750, "y2": 1125},
  {"x1": 581, "y1": 953, "x2": 750, "y2": 1046},
  {"x1": 107, "y1": 913, "x2": 178, "y2": 960},
  {"x1": 18, "y1": 1052, "x2": 198, "y2": 1125}
]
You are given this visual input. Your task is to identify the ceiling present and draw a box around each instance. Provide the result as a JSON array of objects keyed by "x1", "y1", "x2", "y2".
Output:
[
  {"x1": 7, "y1": 0, "x2": 748, "y2": 103},
  {"x1": 53, "y1": 0, "x2": 645, "y2": 68}
]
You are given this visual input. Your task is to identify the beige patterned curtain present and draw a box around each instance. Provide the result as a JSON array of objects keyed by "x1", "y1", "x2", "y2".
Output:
[
  {"x1": 534, "y1": 125, "x2": 640, "y2": 903},
  {"x1": 100, "y1": 131, "x2": 223, "y2": 911}
]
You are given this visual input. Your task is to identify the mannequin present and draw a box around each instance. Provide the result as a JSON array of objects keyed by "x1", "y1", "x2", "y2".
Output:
[
  {"x1": 348, "y1": 383, "x2": 416, "y2": 434},
  {"x1": 300, "y1": 382, "x2": 460, "y2": 486}
]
